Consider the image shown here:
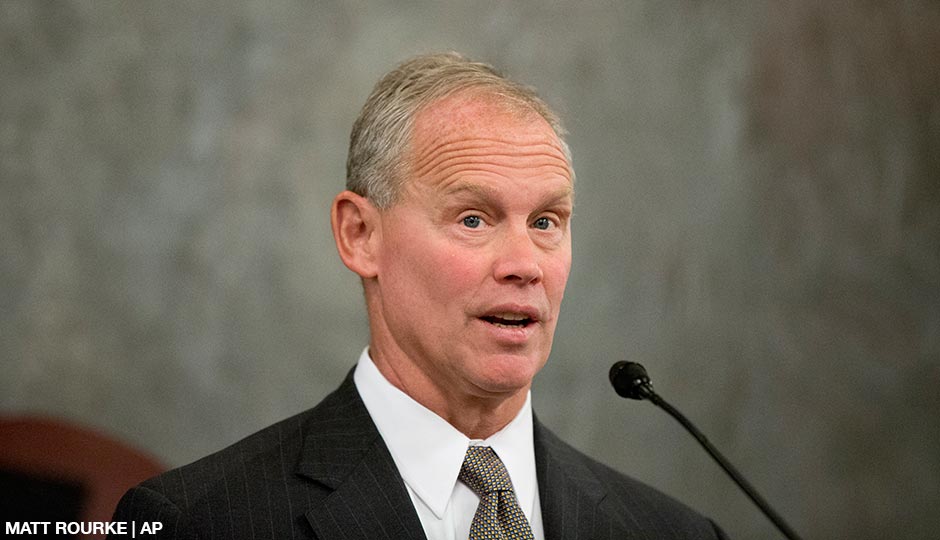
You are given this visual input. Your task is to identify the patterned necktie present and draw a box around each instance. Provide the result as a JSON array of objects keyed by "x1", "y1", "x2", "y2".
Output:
[{"x1": 458, "y1": 446, "x2": 535, "y2": 540}]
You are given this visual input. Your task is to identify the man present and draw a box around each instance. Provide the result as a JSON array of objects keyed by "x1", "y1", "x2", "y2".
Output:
[{"x1": 110, "y1": 52, "x2": 726, "y2": 539}]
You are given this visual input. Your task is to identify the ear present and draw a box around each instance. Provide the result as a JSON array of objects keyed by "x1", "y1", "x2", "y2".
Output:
[{"x1": 331, "y1": 190, "x2": 381, "y2": 278}]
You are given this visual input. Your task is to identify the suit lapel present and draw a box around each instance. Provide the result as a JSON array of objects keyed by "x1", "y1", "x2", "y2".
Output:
[
  {"x1": 295, "y1": 372, "x2": 426, "y2": 540},
  {"x1": 535, "y1": 419, "x2": 612, "y2": 540},
  {"x1": 293, "y1": 373, "x2": 618, "y2": 540}
]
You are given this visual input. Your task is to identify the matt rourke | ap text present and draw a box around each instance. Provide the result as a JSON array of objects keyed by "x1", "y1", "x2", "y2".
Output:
[{"x1": 6, "y1": 521, "x2": 164, "y2": 536}]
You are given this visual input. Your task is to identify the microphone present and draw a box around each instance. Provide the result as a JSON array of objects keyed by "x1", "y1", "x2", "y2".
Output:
[{"x1": 609, "y1": 361, "x2": 804, "y2": 540}]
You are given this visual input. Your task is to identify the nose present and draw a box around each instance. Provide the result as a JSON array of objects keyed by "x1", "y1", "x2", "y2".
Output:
[{"x1": 492, "y1": 225, "x2": 543, "y2": 285}]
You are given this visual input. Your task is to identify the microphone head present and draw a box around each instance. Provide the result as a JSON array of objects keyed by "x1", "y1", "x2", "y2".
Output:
[{"x1": 609, "y1": 361, "x2": 652, "y2": 400}]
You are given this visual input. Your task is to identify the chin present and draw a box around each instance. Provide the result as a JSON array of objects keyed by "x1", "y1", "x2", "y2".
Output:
[{"x1": 471, "y1": 352, "x2": 545, "y2": 395}]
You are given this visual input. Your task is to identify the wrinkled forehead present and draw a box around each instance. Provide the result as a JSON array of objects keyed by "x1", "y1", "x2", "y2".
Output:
[
  {"x1": 405, "y1": 92, "x2": 573, "y2": 184},
  {"x1": 392, "y1": 92, "x2": 575, "y2": 213}
]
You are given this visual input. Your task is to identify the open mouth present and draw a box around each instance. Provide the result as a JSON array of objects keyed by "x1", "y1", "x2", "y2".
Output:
[{"x1": 480, "y1": 314, "x2": 535, "y2": 329}]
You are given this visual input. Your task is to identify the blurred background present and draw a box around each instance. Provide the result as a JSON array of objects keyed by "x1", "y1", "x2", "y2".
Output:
[{"x1": 2, "y1": 1, "x2": 938, "y2": 538}]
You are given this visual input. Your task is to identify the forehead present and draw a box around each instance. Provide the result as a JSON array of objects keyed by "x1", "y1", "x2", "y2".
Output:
[{"x1": 405, "y1": 92, "x2": 573, "y2": 192}]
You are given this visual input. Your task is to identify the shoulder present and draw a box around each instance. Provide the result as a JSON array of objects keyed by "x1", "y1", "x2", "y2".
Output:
[
  {"x1": 137, "y1": 404, "x2": 315, "y2": 504},
  {"x1": 110, "y1": 408, "x2": 314, "y2": 537},
  {"x1": 534, "y1": 421, "x2": 728, "y2": 539},
  {"x1": 109, "y1": 373, "x2": 367, "y2": 538}
]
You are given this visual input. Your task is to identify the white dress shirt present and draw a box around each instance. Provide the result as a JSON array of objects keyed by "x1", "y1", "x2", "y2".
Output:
[{"x1": 353, "y1": 348, "x2": 545, "y2": 540}]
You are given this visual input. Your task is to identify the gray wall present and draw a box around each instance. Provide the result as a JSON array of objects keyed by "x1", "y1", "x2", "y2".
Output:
[{"x1": 2, "y1": 1, "x2": 938, "y2": 538}]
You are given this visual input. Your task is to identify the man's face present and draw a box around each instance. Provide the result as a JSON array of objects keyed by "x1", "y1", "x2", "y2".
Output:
[{"x1": 370, "y1": 93, "x2": 573, "y2": 402}]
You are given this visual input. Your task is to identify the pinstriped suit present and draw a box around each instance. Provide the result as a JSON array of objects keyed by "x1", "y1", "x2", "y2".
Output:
[{"x1": 109, "y1": 370, "x2": 727, "y2": 539}]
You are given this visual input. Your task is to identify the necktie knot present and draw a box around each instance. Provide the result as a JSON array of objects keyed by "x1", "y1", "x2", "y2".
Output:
[
  {"x1": 458, "y1": 446, "x2": 513, "y2": 495},
  {"x1": 459, "y1": 446, "x2": 534, "y2": 539}
]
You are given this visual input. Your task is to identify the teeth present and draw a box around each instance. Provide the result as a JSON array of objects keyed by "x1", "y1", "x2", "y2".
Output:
[
  {"x1": 493, "y1": 312, "x2": 528, "y2": 321},
  {"x1": 481, "y1": 312, "x2": 533, "y2": 328},
  {"x1": 492, "y1": 322, "x2": 519, "y2": 328}
]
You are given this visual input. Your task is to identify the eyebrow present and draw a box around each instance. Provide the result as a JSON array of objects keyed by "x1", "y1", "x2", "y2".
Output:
[{"x1": 442, "y1": 182, "x2": 498, "y2": 200}]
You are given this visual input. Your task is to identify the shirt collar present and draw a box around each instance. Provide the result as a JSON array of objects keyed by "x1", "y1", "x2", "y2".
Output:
[{"x1": 353, "y1": 347, "x2": 537, "y2": 520}]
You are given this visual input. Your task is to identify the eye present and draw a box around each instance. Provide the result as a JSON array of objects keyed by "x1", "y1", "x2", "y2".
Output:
[
  {"x1": 462, "y1": 215, "x2": 483, "y2": 228},
  {"x1": 533, "y1": 216, "x2": 553, "y2": 230}
]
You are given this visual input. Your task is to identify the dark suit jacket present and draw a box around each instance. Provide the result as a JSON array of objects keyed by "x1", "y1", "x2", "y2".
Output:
[{"x1": 110, "y1": 371, "x2": 726, "y2": 539}]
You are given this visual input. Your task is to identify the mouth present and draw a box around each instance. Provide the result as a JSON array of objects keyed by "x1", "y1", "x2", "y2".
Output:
[{"x1": 478, "y1": 310, "x2": 539, "y2": 329}]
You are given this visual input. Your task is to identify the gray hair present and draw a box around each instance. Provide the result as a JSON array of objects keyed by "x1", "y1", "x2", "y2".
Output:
[{"x1": 346, "y1": 52, "x2": 572, "y2": 209}]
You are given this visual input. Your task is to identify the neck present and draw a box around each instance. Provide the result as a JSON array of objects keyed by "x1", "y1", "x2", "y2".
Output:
[
  {"x1": 441, "y1": 390, "x2": 529, "y2": 440},
  {"x1": 368, "y1": 344, "x2": 529, "y2": 440}
]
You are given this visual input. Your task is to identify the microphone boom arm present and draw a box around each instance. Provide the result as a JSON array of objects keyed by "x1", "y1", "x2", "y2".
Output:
[{"x1": 611, "y1": 362, "x2": 804, "y2": 540}]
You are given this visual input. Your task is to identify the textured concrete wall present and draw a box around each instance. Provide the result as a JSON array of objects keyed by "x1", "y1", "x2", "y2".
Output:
[{"x1": 2, "y1": 1, "x2": 938, "y2": 538}]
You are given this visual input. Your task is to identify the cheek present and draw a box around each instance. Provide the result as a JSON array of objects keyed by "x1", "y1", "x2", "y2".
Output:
[
  {"x1": 544, "y1": 251, "x2": 572, "y2": 298},
  {"x1": 390, "y1": 237, "x2": 484, "y2": 304},
  {"x1": 423, "y1": 246, "x2": 485, "y2": 298}
]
